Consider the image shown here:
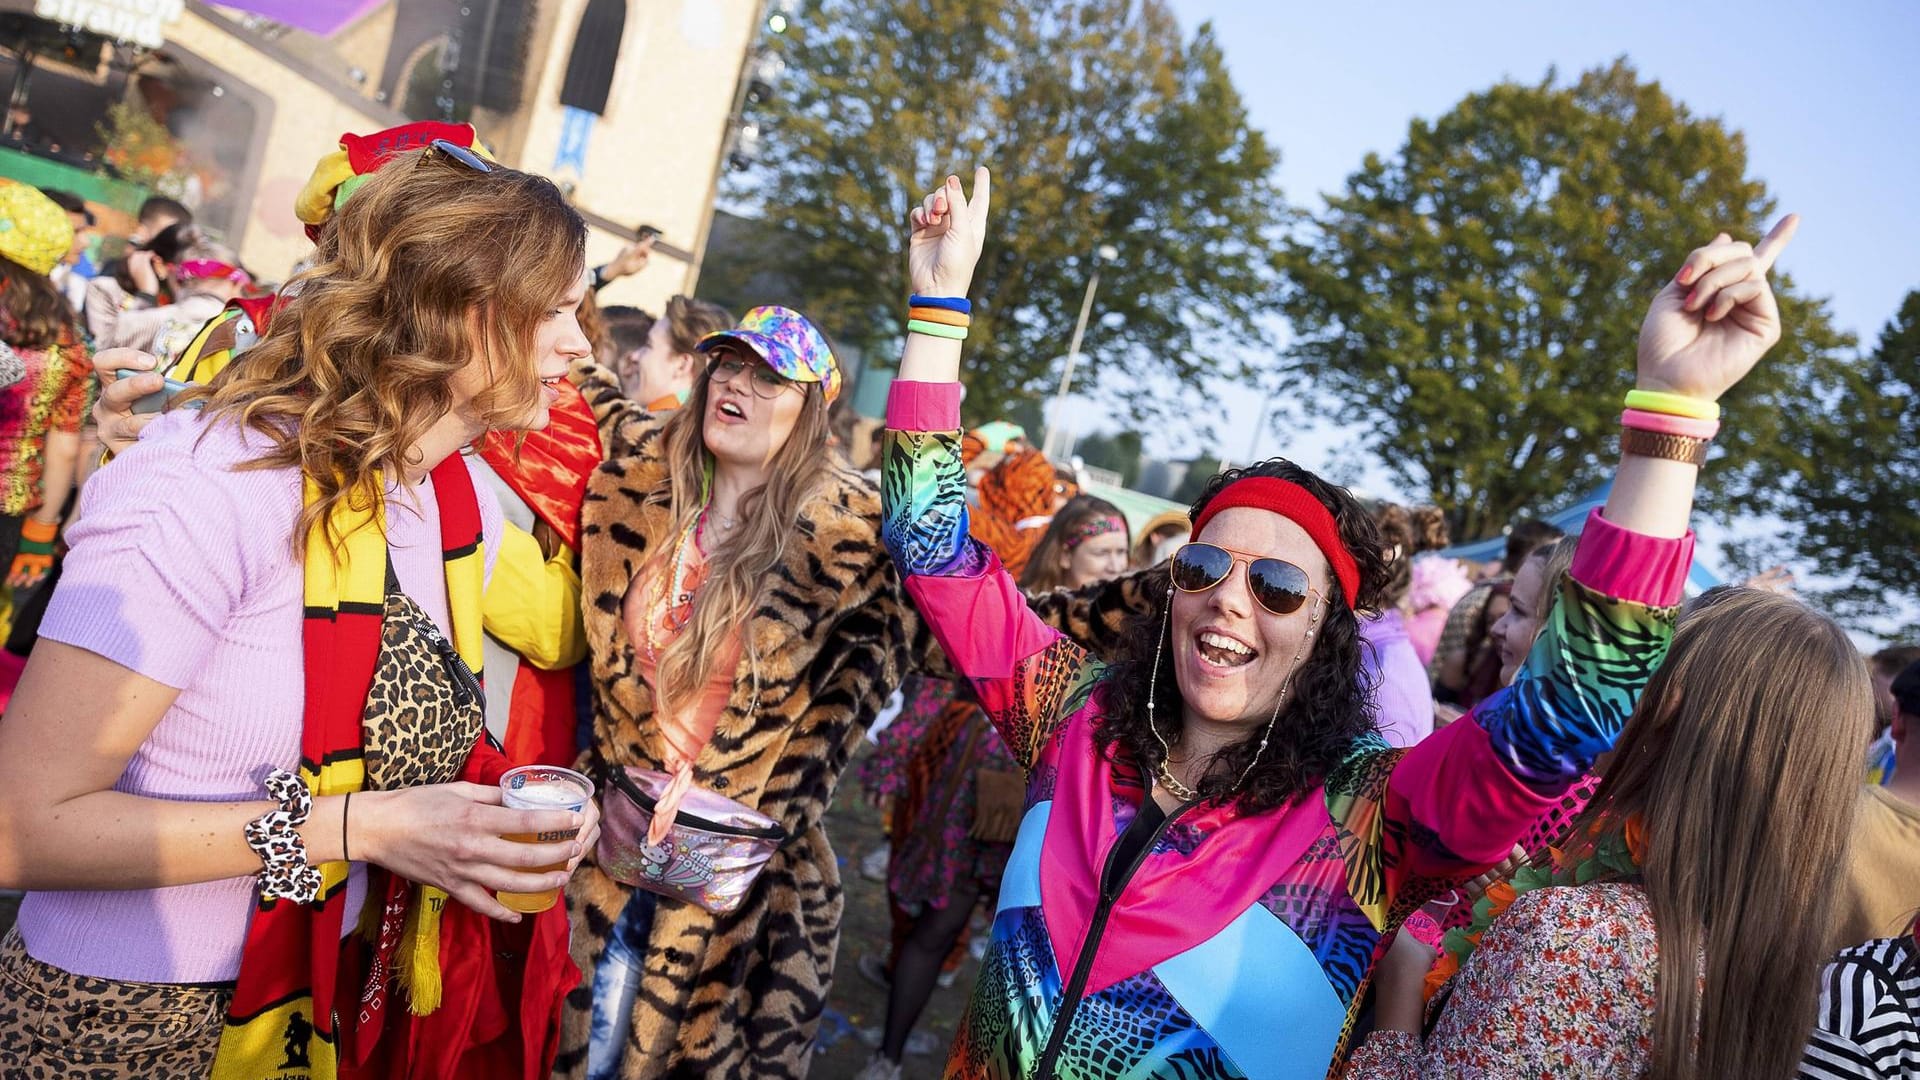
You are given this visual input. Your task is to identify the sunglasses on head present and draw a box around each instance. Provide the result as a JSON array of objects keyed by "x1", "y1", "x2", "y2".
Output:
[
  {"x1": 1169, "y1": 542, "x2": 1321, "y2": 616},
  {"x1": 421, "y1": 138, "x2": 493, "y2": 173}
]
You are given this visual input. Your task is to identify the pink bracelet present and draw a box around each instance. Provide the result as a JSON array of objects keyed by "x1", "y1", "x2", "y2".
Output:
[{"x1": 1621, "y1": 409, "x2": 1719, "y2": 440}]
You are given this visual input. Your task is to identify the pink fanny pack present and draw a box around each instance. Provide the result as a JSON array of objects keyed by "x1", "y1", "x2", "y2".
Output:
[{"x1": 597, "y1": 766, "x2": 786, "y2": 914}]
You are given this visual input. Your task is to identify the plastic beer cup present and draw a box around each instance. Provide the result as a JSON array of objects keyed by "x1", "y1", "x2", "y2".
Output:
[{"x1": 496, "y1": 765, "x2": 594, "y2": 914}]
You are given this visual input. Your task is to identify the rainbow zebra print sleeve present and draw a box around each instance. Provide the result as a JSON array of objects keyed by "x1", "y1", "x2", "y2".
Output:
[
  {"x1": 882, "y1": 381, "x2": 1084, "y2": 767},
  {"x1": 1476, "y1": 510, "x2": 1691, "y2": 790},
  {"x1": 880, "y1": 428, "x2": 988, "y2": 579},
  {"x1": 878, "y1": 379, "x2": 986, "y2": 579}
]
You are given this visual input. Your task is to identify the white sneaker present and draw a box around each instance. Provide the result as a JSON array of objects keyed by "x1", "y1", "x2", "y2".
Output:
[
  {"x1": 854, "y1": 1053, "x2": 903, "y2": 1080},
  {"x1": 858, "y1": 951, "x2": 891, "y2": 989},
  {"x1": 860, "y1": 844, "x2": 891, "y2": 883},
  {"x1": 857, "y1": 1026, "x2": 941, "y2": 1057}
]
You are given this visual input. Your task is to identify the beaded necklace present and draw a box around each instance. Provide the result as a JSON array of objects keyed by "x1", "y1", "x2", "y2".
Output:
[{"x1": 645, "y1": 510, "x2": 706, "y2": 658}]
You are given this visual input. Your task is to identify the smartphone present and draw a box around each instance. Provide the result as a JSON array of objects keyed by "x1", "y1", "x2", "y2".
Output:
[
  {"x1": 117, "y1": 369, "x2": 202, "y2": 414},
  {"x1": 635, "y1": 224, "x2": 662, "y2": 245}
]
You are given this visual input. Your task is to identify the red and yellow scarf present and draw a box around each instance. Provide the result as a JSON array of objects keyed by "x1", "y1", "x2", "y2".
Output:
[{"x1": 211, "y1": 455, "x2": 486, "y2": 1079}]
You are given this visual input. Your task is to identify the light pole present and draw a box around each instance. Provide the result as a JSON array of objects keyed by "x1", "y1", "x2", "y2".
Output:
[{"x1": 1043, "y1": 243, "x2": 1118, "y2": 460}]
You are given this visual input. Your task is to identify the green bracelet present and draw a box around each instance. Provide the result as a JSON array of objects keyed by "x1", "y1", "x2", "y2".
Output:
[{"x1": 906, "y1": 318, "x2": 969, "y2": 341}]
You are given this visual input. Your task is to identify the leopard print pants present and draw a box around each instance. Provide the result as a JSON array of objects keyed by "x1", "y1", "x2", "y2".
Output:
[{"x1": 0, "y1": 929, "x2": 233, "y2": 1078}]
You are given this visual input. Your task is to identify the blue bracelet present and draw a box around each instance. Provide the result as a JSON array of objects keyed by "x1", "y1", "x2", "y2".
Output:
[{"x1": 908, "y1": 294, "x2": 971, "y2": 314}]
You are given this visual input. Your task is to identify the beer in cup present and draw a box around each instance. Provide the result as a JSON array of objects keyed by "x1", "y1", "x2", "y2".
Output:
[{"x1": 497, "y1": 765, "x2": 594, "y2": 913}]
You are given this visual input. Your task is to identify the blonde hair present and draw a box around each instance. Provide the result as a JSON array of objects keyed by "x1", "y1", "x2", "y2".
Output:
[
  {"x1": 191, "y1": 150, "x2": 585, "y2": 551},
  {"x1": 1568, "y1": 589, "x2": 1871, "y2": 1080},
  {"x1": 650, "y1": 358, "x2": 835, "y2": 722}
]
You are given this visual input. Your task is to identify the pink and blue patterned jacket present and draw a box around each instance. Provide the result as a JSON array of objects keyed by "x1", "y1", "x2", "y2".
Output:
[{"x1": 881, "y1": 381, "x2": 1692, "y2": 1080}]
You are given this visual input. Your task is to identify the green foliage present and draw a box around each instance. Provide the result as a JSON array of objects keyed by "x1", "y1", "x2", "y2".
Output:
[
  {"x1": 739, "y1": 0, "x2": 1286, "y2": 427},
  {"x1": 1279, "y1": 59, "x2": 1854, "y2": 540},
  {"x1": 1734, "y1": 290, "x2": 1920, "y2": 630},
  {"x1": 1073, "y1": 428, "x2": 1144, "y2": 486},
  {"x1": 1171, "y1": 454, "x2": 1221, "y2": 504},
  {"x1": 95, "y1": 99, "x2": 193, "y2": 197}
]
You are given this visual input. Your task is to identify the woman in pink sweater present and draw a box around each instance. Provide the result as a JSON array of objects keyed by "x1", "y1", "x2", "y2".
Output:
[{"x1": 0, "y1": 146, "x2": 600, "y2": 1077}]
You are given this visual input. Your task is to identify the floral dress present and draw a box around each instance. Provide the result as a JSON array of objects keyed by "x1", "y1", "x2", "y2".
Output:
[
  {"x1": 886, "y1": 696, "x2": 1020, "y2": 914},
  {"x1": 859, "y1": 673, "x2": 953, "y2": 802},
  {"x1": 1347, "y1": 884, "x2": 1660, "y2": 1078}
]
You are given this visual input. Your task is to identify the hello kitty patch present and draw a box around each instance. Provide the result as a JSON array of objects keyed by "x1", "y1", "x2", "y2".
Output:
[{"x1": 639, "y1": 839, "x2": 717, "y2": 890}]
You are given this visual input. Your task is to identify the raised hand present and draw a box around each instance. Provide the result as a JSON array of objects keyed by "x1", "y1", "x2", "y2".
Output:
[
  {"x1": 908, "y1": 167, "x2": 992, "y2": 299},
  {"x1": 1636, "y1": 215, "x2": 1799, "y2": 403}
]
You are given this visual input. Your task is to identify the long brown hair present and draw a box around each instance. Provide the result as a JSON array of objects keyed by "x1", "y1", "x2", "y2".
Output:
[
  {"x1": 0, "y1": 255, "x2": 78, "y2": 350},
  {"x1": 650, "y1": 357, "x2": 834, "y2": 721},
  {"x1": 1567, "y1": 589, "x2": 1870, "y2": 1080},
  {"x1": 193, "y1": 150, "x2": 586, "y2": 550},
  {"x1": 1019, "y1": 494, "x2": 1128, "y2": 593}
]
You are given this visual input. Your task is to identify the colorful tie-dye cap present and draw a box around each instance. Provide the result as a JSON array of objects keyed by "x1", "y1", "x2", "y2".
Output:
[{"x1": 696, "y1": 305, "x2": 840, "y2": 403}]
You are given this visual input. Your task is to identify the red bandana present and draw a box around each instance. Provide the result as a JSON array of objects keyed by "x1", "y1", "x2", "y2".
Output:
[{"x1": 1190, "y1": 476, "x2": 1361, "y2": 604}]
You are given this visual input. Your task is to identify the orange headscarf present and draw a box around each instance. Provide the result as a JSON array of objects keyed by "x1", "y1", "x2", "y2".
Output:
[{"x1": 970, "y1": 447, "x2": 1073, "y2": 577}]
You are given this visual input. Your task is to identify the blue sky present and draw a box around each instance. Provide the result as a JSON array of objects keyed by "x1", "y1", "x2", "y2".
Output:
[{"x1": 1089, "y1": 0, "x2": 1920, "y2": 478}]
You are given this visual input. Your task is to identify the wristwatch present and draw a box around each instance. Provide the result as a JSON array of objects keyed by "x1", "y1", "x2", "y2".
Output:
[{"x1": 1620, "y1": 427, "x2": 1710, "y2": 466}]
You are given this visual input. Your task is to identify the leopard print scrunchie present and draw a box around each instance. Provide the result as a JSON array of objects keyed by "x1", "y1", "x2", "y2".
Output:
[{"x1": 245, "y1": 768, "x2": 324, "y2": 902}]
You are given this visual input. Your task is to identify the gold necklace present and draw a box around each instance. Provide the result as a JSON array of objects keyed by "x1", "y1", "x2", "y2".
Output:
[
  {"x1": 1146, "y1": 589, "x2": 1323, "y2": 801},
  {"x1": 1153, "y1": 759, "x2": 1200, "y2": 801}
]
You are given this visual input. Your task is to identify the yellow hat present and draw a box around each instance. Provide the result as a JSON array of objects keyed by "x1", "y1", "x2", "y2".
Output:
[{"x1": 0, "y1": 179, "x2": 74, "y2": 277}]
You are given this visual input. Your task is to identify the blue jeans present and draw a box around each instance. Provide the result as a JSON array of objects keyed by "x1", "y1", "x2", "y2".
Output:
[{"x1": 585, "y1": 890, "x2": 658, "y2": 1080}]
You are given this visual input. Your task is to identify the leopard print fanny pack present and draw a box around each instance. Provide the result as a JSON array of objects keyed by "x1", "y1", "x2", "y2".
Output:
[{"x1": 360, "y1": 565, "x2": 487, "y2": 792}]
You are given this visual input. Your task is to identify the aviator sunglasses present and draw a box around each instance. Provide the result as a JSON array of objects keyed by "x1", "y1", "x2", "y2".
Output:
[
  {"x1": 1169, "y1": 542, "x2": 1322, "y2": 616},
  {"x1": 421, "y1": 137, "x2": 493, "y2": 173}
]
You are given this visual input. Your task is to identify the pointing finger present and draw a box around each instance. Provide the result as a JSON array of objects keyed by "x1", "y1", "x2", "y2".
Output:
[
  {"x1": 941, "y1": 175, "x2": 967, "y2": 234},
  {"x1": 1753, "y1": 213, "x2": 1800, "y2": 273},
  {"x1": 969, "y1": 166, "x2": 992, "y2": 238}
]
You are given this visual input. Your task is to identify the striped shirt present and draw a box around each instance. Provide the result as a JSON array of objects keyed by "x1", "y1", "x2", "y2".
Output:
[{"x1": 1802, "y1": 935, "x2": 1920, "y2": 1079}]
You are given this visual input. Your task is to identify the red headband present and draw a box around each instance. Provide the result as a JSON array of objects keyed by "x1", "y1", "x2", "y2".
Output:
[{"x1": 1190, "y1": 476, "x2": 1361, "y2": 604}]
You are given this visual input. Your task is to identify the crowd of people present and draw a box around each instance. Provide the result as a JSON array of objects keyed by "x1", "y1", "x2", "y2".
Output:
[{"x1": 0, "y1": 117, "x2": 1909, "y2": 1080}]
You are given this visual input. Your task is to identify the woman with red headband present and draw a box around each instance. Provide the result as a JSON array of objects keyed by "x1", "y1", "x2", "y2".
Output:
[{"x1": 882, "y1": 167, "x2": 1789, "y2": 1077}]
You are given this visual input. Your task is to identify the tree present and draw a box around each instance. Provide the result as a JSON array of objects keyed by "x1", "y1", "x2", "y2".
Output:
[
  {"x1": 1737, "y1": 290, "x2": 1920, "y2": 630},
  {"x1": 1278, "y1": 59, "x2": 1853, "y2": 540},
  {"x1": 1071, "y1": 428, "x2": 1144, "y2": 486},
  {"x1": 737, "y1": 0, "x2": 1285, "y2": 426},
  {"x1": 1171, "y1": 454, "x2": 1221, "y2": 504}
]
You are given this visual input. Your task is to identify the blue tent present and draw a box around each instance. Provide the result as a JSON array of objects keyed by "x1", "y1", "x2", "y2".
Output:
[{"x1": 1437, "y1": 481, "x2": 1723, "y2": 595}]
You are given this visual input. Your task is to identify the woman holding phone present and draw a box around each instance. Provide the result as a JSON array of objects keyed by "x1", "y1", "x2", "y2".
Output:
[{"x1": 0, "y1": 146, "x2": 599, "y2": 1077}]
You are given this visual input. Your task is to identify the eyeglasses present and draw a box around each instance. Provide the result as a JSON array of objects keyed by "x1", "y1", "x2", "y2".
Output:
[
  {"x1": 422, "y1": 138, "x2": 493, "y2": 173},
  {"x1": 1169, "y1": 542, "x2": 1322, "y2": 616},
  {"x1": 708, "y1": 354, "x2": 799, "y2": 399}
]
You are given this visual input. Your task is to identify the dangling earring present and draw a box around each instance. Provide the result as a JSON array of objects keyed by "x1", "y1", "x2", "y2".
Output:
[
  {"x1": 1227, "y1": 594, "x2": 1322, "y2": 791},
  {"x1": 1147, "y1": 584, "x2": 1173, "y2": 757},
  {"x1": 1148, "y1": 584, "x2": 1207, "y2": 801}
]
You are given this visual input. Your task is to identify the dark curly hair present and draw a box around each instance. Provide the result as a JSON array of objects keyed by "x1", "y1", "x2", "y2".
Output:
[{"x1": 1093, "y1": 458, "x2": 1394, "y2": 813}]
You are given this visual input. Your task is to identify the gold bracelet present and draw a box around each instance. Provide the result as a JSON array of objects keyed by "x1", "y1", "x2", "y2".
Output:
[{"x1": 1621, "y1": 426, "x2": 1709, "y2": 467}]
